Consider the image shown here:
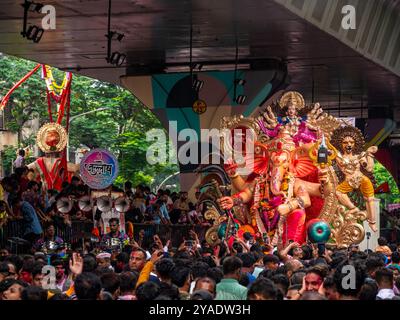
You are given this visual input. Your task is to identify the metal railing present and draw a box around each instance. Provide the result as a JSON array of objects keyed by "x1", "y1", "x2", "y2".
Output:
[
  {"x1": 131, "y1": 223, "x2": 207, "y2": 248},
  {"x1": 0, "y1": 220, "x2": 208, "y2": 250}
]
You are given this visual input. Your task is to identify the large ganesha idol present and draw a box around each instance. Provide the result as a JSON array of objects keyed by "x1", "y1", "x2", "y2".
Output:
[{"x1": 197, "y1": 91, "x2": 378, "y2": 248}]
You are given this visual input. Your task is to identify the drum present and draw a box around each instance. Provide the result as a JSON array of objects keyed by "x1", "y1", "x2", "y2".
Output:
[
  {"x1": 110, "y1": 238, "x2": 121, "y2": 247},
  {"x1": 42, "y1": 240, "x2": 60, "y2": 254},
  {"x1": 105, "y1": 237, "x2": 122, "y2": 252}
]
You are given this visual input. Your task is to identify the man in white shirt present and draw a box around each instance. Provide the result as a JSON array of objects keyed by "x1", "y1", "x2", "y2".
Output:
[
  {"x1": 13, "y1": 149, "x2": 25, "y2": 169},
  {"x1": 376, "y1": 267, "x2": 400, "y2": 300}
]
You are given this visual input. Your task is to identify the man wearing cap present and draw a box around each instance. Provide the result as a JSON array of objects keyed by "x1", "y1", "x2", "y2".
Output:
[{"x1": 96, "y1": 252, "x2": 113, "y2": 271}]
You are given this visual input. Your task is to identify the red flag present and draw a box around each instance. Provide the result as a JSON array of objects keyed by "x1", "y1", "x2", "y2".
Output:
[{"x1": 375, "y1": 182, "x2": 390, "y2": 194}]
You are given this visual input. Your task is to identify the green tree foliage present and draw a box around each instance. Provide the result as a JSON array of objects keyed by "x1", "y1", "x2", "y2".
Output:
[
  {"x1": 1, "y1": 145, "x2": 17, "y2": 176},
  {"x1": 0, "y1": 55, "x2": 48, "y2": 143},
  {"x1": 0, "y1": 54, "x2": 178, "y2": 187}
]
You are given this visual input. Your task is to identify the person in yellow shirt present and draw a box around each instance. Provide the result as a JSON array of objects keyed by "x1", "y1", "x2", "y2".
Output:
[
  {"x1": 375, "y1": 237, "x2": 392, "y2": 257},
  {"x1": 131, "y1": 249, "x2": 163, "y2": 288}
]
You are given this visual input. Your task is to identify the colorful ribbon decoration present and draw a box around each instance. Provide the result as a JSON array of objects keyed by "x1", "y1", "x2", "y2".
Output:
[{"x1": 42, "y1": 64, "x2": 72, "y2": 103}]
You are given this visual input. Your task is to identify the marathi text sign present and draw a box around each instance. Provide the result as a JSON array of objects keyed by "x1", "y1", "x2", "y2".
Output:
[
  {"x1": 80, "y1": 149, "x2": 118, "y2": 189},
  {"x1": 387, "y1": 203, "x2": 400, "y2": 212}
]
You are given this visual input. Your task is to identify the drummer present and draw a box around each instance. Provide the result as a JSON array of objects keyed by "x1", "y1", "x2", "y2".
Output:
[
  {"x1": 33, "y1": 222, "x2": 64, "y2": 253},
  {"x1": 100, "y1": 218, "x2": 129, "y2": 252}
]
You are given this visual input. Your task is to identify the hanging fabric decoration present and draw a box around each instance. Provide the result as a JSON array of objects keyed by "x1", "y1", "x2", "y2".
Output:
[{"x1": 41, "y1": 65, "x2": 72, "y2": 124}]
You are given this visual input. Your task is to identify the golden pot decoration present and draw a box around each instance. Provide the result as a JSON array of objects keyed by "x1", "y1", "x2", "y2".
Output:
[{"x1": 36, "y1": 122, "x2": 67, "y2": 153}]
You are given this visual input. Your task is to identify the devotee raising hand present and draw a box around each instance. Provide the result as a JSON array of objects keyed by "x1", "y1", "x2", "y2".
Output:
[
  {"x1": 130, "y1": 239, "x2": 141, "y2": 250},
  {"x1": 153, "y1": 234, "x2": 164, "y2": 250},
  {"x1": 211, "y1": 245, "x2": 221, "y2": 266},
  {"x1": 150, "y1": 249, "x2": 163, "y2": 264},
  {"x1": 189, "y1": 229, "x2": 200, "y2": 247},
  {"x1": 278, "y1": 241, "x2": 301, "y2": 262},
  {"x1": 318, "y1": 281, "x2": 326, "y2": 296},
  {"x1": 178, "y1": 240, "x2": 187, "y2": 252},
  {"x1": 69, "y1": 252, "x2": 83, "y2": 277}
]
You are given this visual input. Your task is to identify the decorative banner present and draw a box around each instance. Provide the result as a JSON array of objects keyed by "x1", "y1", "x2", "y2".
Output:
[
  {"x1": 36, "y1": 122, "x2": 68, "y2": 153},
  {"x1": 80, "y1": 149, "x2": 119, "y2": 190},
  {"x1": 387, "y1": 203, "x2": 400, "y2": 212}
]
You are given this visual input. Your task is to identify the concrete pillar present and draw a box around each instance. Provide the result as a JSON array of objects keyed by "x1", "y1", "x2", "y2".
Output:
[
  {"x1": 179, "y1": 172, "x2": 202, "y2": 203},
  {"x1": 120, "y1": 67, "x2": 287, "y2": 194},
  {"x1": 359, "y1": 198, "x2": 380, "y2": 251}
]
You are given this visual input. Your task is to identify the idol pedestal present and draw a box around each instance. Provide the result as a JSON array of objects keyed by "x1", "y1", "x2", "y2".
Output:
[{"x1": 359, "y1": 198, "x2": 380, "y2": 252}]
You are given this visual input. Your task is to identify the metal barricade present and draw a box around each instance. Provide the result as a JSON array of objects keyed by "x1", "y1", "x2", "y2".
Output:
[
  {"x1": 132, "y1": 223, "x2": 207, "y2": 248},
  {"x1": 1, "y1": 220, "x2": 208, "y2": 249},
  {"x1": 0, "y1": 220, "x2": 22, "y2": 248}
]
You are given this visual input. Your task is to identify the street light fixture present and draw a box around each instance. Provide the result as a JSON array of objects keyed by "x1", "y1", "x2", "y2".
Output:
[{"x1": 21, "y1": 0, "x2": 45, "y2": 43}]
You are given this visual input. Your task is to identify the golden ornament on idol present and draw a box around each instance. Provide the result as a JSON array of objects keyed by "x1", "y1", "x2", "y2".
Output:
[{"x1": 36, "y1": 122, "x2": 68, "y2": 153}]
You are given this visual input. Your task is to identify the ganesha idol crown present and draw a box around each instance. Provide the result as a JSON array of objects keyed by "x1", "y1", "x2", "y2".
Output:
[{"x1": 268, "y1": 129, "x2": 296, "y2": 152}]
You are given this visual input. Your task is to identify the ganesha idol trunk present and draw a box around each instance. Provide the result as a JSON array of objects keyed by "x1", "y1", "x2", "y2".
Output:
[
  {"x1": 282, "y1": 209, "x2": 306, "y2": 246},
  {"x1": 270, "y1": 166, "x2": 286, "y2": 197}
]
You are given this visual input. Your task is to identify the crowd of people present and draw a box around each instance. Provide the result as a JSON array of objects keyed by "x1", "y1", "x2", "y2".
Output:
[
  {"x1": 381, "y1": 209, "x2": 400, "y2": 243},
  {"x1": 0, "y1": 164, "x2": 208, "y2": 245},
  {"x1": 0, "y1": 163, "x2": 400, "y2": 301},
  {"x1": 1, "y1": 225, "x2": 400, "y2": 301}
]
